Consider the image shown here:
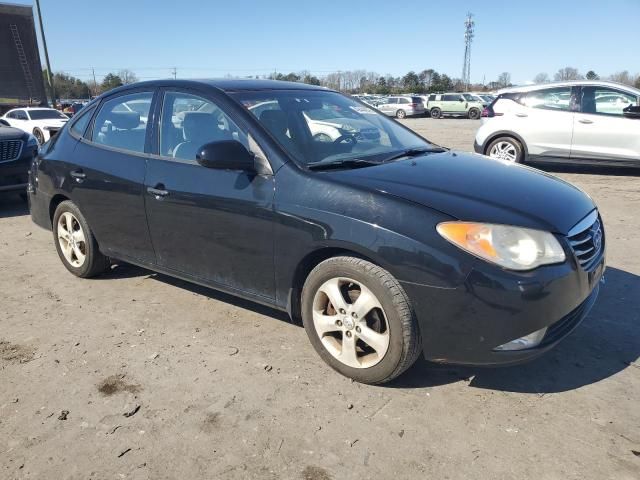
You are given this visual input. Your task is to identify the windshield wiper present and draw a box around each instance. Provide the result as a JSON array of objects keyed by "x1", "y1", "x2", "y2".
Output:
[
  {"x1": 379, "y1": 147, "x2": 447, "y2": 163},
  {"x1": 307, "y1": 158, "x2": 382, "y2": 170}
]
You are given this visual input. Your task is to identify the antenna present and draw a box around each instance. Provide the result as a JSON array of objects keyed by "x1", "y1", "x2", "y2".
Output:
[{"x1": 461, "y1": 13, "x2": 474, "y2": 92}]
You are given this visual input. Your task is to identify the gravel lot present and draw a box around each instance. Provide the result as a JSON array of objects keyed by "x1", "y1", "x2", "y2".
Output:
[{"x1": 1, "y1": 118, "x2": 639, "y2": 480}]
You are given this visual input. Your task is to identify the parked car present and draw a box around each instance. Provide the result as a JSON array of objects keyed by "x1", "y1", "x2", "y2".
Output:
[
  {"x1": 423, "y1": 93, "x2": 484, "y2": 119},
  {"x1": 250, "y1": 100, "x2": 381, "y2": 143},
  {"x1": 377, "y1": 96, "x2": 425, "y2": 118},
  {"x1": 475, "y1": 81, "x2": 640, "y2": 166},
  {"x1": 29, "y1": 79, "x2": 604, "y2": 384},
  {"x1": 1, "y1": 107, "x2": 69, "y2": 144},
  {"x1": 0, "y1": 123, "x2": 39, "y2": 199}
]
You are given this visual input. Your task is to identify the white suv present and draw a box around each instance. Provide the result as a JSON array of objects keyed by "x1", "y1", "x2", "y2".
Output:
[{"x1": 474, "y1": 81, "x2": 640, "y2": 167}]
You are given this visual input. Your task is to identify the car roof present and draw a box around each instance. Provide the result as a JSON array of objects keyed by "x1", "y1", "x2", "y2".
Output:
[
  {"x1": 102, "y1": 78, "x2": 329, "y2": 97},
  {"x1": 498, "y1": 80, "x2": 640, "y2": 95}
]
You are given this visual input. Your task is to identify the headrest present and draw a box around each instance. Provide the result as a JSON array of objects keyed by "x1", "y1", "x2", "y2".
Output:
[
  {"x1": 259, "y1": 110, "x2": 288, "y2": 134},
  {"x1": 182, "y1": 112, "x2": 215, "y2": 141},
  {"x1": 108, "y1": 112, "x2": 140, "y2": 130}
]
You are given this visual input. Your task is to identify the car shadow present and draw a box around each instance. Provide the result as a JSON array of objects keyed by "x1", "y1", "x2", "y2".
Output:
[
  {"x1": 0, "y1": 194, "x2": 28, "y2": 218},
  {"x1": 96, "y1": 261, "x2": 292, "y2": 323},
  {"x1": 533, "y1": 163, "x2": 640, "y2": 177},
  {"x1": 390, "y1": 266, "x2": 640, "y2": 393}
]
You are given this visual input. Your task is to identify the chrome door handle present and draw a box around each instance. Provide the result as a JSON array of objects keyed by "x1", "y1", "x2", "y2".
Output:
[
  {"x1": 147, "y1": 185, "x2": 169, "y2": 197},
  {"x1": 70, "y1": 170, "x2": 86, "y2": 179},
  {"x1": 578, "y1": 118, "x2": 594, "y2": 124},
  {"x1": 515, "y1": 113, "x2": 528, "y2": 117}
]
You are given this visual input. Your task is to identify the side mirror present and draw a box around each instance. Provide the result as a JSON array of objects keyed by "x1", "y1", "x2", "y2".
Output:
[
  {"x1": 459, "y1": 98, "x2": 464, "y2": 102},
  {"x1": 623, "y1": 105, "x2": 640, "y2": 119},
  {"x1": 196, "y1": 140, "x2": 255, "y2": 171}
]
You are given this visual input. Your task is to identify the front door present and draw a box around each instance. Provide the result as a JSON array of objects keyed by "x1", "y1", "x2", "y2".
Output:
[
  {"x1": 144, "y1": 90, "x2": 276, "y2": 298},
  {"x1": 571, "y1": 86, "x2": 640, "y2": 163}
]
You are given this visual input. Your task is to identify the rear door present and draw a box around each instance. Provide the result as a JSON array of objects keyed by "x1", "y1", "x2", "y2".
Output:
[
  {"x1": 144, "y1": 88, "x2": 276, "y2": 298},
  {"x1": 70, "y1": 90, "x2": 157, "y2": 263},
  {"x1": 516, "y1": 86, "x2": 577, "y2": 160},
  {"x1": 571, "y1": 86, "x2": 640, "y2": 164},
  {"x1": 442, "y1": 94, "x2": 464, "y2": 113}
]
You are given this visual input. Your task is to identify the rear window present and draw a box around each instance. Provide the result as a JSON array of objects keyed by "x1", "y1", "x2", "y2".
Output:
[{"x1": 411, "y1": 97, "x2": 423, "y2": 104}]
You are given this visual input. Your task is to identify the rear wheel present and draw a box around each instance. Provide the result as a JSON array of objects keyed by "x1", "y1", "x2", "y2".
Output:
[
  {"x1": 486, "y1": 136, "x2": 524, "y2": 163},
  {"x1": 53, "y1": 200, "x2": 110, "y2": 278},
  {"x1": 396, "y1": 109, "x2": 407, "y2": 119},
  {"x1": 468, "y1": 108, "x2": 481, "y2": 120},
  {"x1": 430, "y1": 107, "x2": 441, "y2": 119},
  {"x1": 301, "y1": 256, "x2": 421, "y2": 384}
]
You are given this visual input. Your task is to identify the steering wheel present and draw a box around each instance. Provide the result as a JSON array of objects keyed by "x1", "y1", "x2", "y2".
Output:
[{"x1": 333, "y1": 134, "x2": 357, "y2": 145}]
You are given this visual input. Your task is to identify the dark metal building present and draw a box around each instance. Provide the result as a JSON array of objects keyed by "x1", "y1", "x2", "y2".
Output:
[{"x1": 0, "y1": 2, "x2": 47, "y2": 106}]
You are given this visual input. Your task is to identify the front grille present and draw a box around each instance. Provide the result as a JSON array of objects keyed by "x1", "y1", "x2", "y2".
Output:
[
  {"x1": 0, "y1": 140, "x2": 23, "y2": 162},
  {"x1": 568, "y1": 213, "x2": 604, "y2": 271}
]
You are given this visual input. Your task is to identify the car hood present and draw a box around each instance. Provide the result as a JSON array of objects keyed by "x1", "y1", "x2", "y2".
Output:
[
  {"x1": 325, "y1": 151, "x2": 595, "y2": 235},
  {"x1": 0, "y1": 126, "x2": 27, "y2": 140}
]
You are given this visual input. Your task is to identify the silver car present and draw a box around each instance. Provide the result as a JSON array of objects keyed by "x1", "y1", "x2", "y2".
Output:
[{"x1": 377, "y1": 96, "x2": 425, "y2": 119}]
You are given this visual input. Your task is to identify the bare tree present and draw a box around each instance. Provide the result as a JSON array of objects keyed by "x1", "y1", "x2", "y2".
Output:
[
  {"x1": 609, "y1": 71, "x2": 634, "y2": 86},
  {"x1": 497, "y1": 72, "x2": 511, "y2": 88},
  {"x1": 554, "y1": 67, "x2": 583, "y2": 81},
  {"x1": 118, "y1": 69, "x2": 139, "y2": 84},
  {"x1": 533, "y1": 72, "x2": 549, "y2": 84}
]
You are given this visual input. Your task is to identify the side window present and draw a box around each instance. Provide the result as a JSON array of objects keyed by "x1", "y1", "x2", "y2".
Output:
[
  {"x1": 160, "y1": 91, "x2": 248, "y2": 160},
  {"x1": 442, "y1": 95, "x2": 458, "y2": 101},
  {"x1": 524, "y1": 87, "x2": 573, "y2": 111},
  {"x1": 581, "y1": 86, "x2": 637, "y2": 116},
  {"x1": 429, "y1": 95, "x2": 436, "y2": 101},
  {"x1": 387, "y1": 98, "x2": 398, "y2": 104},
  {"x1": 91, "y1": 92, "x2": 152, "y2": 153},
  {"x1": 70, "y1": 106, "x2": 95, "y2": 137},
  {"x1": 398, "y1": 98, "x2": 409, "y2": 104}
]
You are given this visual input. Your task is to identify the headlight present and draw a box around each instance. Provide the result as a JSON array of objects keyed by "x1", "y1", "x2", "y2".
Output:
[
  {"x1": 437, "y1": 222, "x2": 566, "y2": 270},
  {"x1": 340, "y1": 124, "x2": 357, "y2": 133},
  {"x1": 26, "y1": 134, "x2": 39, "y2": 148}
]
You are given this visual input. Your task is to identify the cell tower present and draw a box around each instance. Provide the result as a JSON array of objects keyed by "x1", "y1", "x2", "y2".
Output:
[{"x1": 461, "y1": 13, "x2": 474, "y2": 91}]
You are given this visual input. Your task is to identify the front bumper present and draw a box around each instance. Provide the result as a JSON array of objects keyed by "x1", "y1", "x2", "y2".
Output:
[
  {"x1": 401, "y1": 253, "x2": 605, "y2": 366},
  {"x1": 473, "y1": 139, "x2": 483, "y2": 154},
  {"x1": 0, "y1": 151, "x2": 33, "y2": 192}
]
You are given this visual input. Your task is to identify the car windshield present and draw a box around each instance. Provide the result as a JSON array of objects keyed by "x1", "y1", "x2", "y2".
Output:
[
  {"x1": 232, "y1": 90, "x2": 433, "y2": 167},
  {"x1": 28, "y1": 109, "x2": 67, "y2": 120},
  {"x1": 462, "y1": 94, "x2": 476, "y2": 101}
]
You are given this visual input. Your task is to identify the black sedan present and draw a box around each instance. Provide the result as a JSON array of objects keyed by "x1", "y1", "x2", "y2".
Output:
[
  {"x1": 28, "y1": 79, "x2": 605, "y2": 384},
  {"x1": 1, "y1": 123, "x2": 39, "y2": 198}
]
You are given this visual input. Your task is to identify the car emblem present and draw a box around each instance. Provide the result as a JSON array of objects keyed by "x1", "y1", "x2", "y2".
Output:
[{"x1": 592, "y1": 228, "x2": 602, "y2": 251}]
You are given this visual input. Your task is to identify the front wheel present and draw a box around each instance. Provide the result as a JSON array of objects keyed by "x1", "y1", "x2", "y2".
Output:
[
  {"x1": 52, "y1": 200, "x2": 110, "y2": 278},
  {"x1": 32, "y1": 128, "x2": 45, "y2": 145},
  {"x1": 468, "y1": 108, "x2": 481, "y2": 120},
  {"x1": 301, "y1": 256, "x2": 421, "y2": 384},
  {"x1": 486, "y1": 136, "x2": 524, "y2": 163}
]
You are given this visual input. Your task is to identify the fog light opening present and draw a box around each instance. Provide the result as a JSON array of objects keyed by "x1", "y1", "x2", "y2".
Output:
[{"x1": 493, "y1": 327, "x2": 548, "y2": 351}]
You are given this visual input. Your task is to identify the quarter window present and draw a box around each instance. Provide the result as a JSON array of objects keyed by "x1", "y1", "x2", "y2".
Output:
[
  {"x1": 92, "y1": 92, "x2": 152, "y2": 153},
  {"x1": 524, "y1": 87, "x2": 574, "y2": 111},
  {"x1": 581, "y1": 86, "x2": 637, "y2": 116},
  {"x1": 160, "y1": 91, "x2": 248, "y2": 160},
  {"x1": 70, "y1": 106, "x2": 95, "y2": 137}
]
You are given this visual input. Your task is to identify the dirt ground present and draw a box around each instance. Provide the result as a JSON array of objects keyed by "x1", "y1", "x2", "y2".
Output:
[{"x1": 1, "y1": 118, "x2": 639, "y2": 480}]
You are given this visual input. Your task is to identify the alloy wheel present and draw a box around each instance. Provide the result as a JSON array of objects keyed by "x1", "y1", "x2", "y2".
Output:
[
  {"x1": 489, "y1": 141, "x2": 518, "y2": 162},
  {"x1": 57, "y1": 212, "x2": 87, "y2": 267},
  {"x1": 312, "y1": 277, "x2": 390, "y2": 368}
]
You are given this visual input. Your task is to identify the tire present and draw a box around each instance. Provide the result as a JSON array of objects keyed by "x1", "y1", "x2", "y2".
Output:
[
  {"x1": 395, "y1": 109, "x2": 407, "y2": 119},
  {"x1": 52, "y1": 200, "x2": 110, "y2": 278},
  {"x1": 32, "y1": 128, "x2": 45, "y2": 145},
  {"x1": 486, "y1": 136, "x2": 524, "y2": 163},
  {"x1": 301, "y1": 256, "x2": 421, "y2": 384},
  {"x1": 430, "y1": 107, "x2": 441, "y2": 119},
  {"x1": 468, "y1": 108, "x2": 481, "y2": 120}
]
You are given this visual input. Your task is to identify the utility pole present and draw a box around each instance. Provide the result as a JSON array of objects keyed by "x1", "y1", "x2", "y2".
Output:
[
  {"x1": 461, "y1": 13, "x2": 474, "y2": 92},
  {"x1": 91, "y1": 67, "x2": 97, "y2": 98},
  {"x1": 172, "y1": 67, "x2": 176, "y2": 79},
  {"x1": 34, "y1": 0, "x2": 55, "y2": 105}
]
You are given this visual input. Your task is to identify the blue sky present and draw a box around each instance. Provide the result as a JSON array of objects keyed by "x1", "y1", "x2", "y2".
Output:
[{"x1": 13, "y1": 0, "x2": 640, "y2": 85}]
